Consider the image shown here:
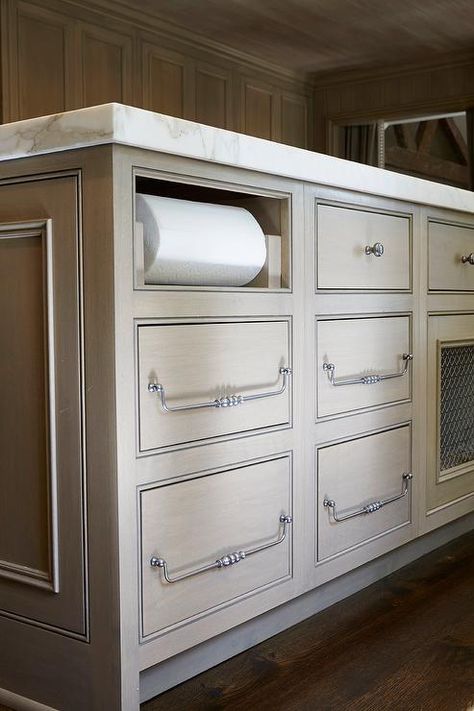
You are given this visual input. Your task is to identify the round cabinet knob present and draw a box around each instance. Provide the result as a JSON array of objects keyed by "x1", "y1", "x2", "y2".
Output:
[
  {"x1": 461, "y1": 253, "x2": 474, "y2": 265},
  {"x1": 365, "y1": 242, "x2": 384, "y2": 257}
]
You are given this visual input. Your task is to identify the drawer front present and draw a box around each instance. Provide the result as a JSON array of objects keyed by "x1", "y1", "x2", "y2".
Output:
[
  {"x1": 428, "y1": 220, "x2": 474, "y2": 291},
  {"x1": 138, "y1": 320, "x2": 291, "y2": 451},
  {"x1": 140, "y1": 456, "x2": 292, "y2": 637},
  {"x1": 316, "y1": 204, "x2": 410, "y2": 290},
  {"x1": 317, "y1": 315, "x2": 412, "y2": 418},
  {"x1": 317, "y1": 426, "x2": 412, "y2": 561}
]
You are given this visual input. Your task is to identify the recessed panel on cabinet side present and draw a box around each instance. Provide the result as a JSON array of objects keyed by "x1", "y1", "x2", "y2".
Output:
[
  {"x1": 0, "y1": 229, "x2": 51, "y2": 587},
  {"x1": 0, "y1": 176, "x2": 85, "y2": 636}
]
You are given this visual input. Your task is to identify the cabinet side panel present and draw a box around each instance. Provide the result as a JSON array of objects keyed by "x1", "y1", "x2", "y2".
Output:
[{"x1": 0, "y1": 232, "x2": 50, "y2": 579}]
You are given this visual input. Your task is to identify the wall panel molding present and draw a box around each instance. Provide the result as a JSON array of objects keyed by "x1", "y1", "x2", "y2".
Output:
[
  {"x1": 0, "y1": 0, "x2": 312, "y2": 147},
  {"x1": 63, "y1": 0, "x2": 310, "y2": 85},
  {"x1": 78, "y1": 22, "x2": 133, "y2": 107},
  {"x1": 312, "y1": 53, "x2": 474, "y2": 154}
]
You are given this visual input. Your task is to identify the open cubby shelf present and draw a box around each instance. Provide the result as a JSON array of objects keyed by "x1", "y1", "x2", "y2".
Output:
[{"x1": 134, "y1": 176, "x2": 291, "y2": 291}]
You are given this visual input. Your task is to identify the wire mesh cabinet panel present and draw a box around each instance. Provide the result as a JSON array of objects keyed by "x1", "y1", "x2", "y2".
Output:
[{"x1": 427, "y1": 314, "x2": 474, "y2": 510}]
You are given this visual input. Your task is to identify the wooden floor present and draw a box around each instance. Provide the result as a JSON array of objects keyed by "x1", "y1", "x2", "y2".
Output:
[
  {"x1": 1, "y1": 531, "x2": 473, "y2": 711},
  {"x1": 143, "y1": 530, "x2": 474, "y2": 711}
]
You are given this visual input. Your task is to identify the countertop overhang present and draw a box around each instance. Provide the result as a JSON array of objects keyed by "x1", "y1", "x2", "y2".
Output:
[{"x1": 1, "y1": 102, "x2": 474, "y2": 213}]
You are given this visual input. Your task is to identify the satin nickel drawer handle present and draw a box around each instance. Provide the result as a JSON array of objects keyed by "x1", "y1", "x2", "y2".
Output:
[
  {"x1": 323, "y1": 473, "x2": 413, "y2": 523},
  {"x1": 323, "y1": 353, "x2": 412, "y2": 387},
  {"x1": 461, "y1": 253, "x2": 474, "y2": 265},
  {"x1": 148, "y1": 366, "x2": 292, "y2": 413},
  {"x1": 365, "y1": 242, "x2": 384, "y2": 257},
  {"x1": 150, "y1": 513, "x2": 293, "y2": 584}
]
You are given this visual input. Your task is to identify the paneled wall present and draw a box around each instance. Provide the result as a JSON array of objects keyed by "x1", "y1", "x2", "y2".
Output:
[
  {"x1": 0, "y1": 0, "x2": 313, "y2": 149},
  {"x1": 313, "y1": 54, "x2": 474, "y2": 155}
]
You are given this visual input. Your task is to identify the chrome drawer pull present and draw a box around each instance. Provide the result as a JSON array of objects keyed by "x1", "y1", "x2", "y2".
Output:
[
  {"x1": 148, "y1": 366, "x2": 292, "y2": 413},
  {"x1": 150, "y1": 513, "x2": 293, "y2": 584},
  {"x1": 323, "y1": 473, "x2": 413, "y2": 523},
  {"x1": 461, "y1": 253, "x2": 474, "y2": 265},
  {"x1": 323, "y1": 353, "x2": 412, "y2": 387},
  {"x1": 365, "y1": 242, "x2": 384, "y2": 257}
]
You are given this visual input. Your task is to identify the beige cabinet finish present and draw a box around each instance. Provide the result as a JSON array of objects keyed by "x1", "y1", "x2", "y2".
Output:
[
  {"x1": 141, "y1": 456, "x2": 292, "y2": 637},
  {"x1": 427, "y1": 314, "x2": 474, "y2": 510},
  {"x1": 316, "y1": 203, "x2": 411, "y2": 291},
  {"x1": 0, "y1": 110, "x2": 473, "y2": 710},
  {"x1": 428, "y1": 219, "x2": 474, "y2": 291},
  {"x1": 317, "y1": 426, "x2": 412, "y2": 561},
  {"x1": 0, "y1": 177, "x2": 85, "y2": 635},
  {"x1": 317, "y1": 315, "x2": 411, "y2": 418},
  {"x1": 138, "y1": 320, "x2": 291, "y2": 451}
]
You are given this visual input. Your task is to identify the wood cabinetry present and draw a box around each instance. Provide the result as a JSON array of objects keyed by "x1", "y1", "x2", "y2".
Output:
[
  {"x1": 317, "y1": 425, "x2": 412, "y2": 561},
  {"x1": 241, "y1": 78, "x2": 310, "y2": 146},
  {"x1": 138, "y1": 319, "x2": 291, "y2": 452},
  {"x1": 316, "y1": 202, "x2": 411, "y2": 291},
  {"x1": 0, "y1": 0, "x2": 311, "y2": 146},
  {"x1": 79, "y1": 23, "x2": 133, "y2": 107},
  {"x1": 141, "y1": 44, "x2": 191, "y2": 118},
  {"x1": 313, "y1": 55, "x2": 474, "y2": 156},
  {"x1": 0, "y1": 106, "x2": 473, "y2": 710},
  {"x1": 141, "y1": 455, "x2": 292, "y2": 640},
  {"x1": 428, "y1": 218, "x2": 474, "y2": 291},
  {"x1": 0, "y1": 176, "x2": 85, "y2": 635},
  {"x1": 5, "y1": 2, "x2": 77, "y2": 119}
]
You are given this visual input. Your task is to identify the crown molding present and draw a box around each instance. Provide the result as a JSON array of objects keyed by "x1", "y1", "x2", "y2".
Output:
[
  {"x1": 52, "y1": 0, "x2": 312, "y2": 90},
  {"x1": 312, "y1": 50, "x2": 474, "y2": 89}
]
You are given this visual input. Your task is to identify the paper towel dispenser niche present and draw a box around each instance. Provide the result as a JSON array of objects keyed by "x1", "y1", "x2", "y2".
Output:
[{"x1": 134, "y1": 183, "x2": 288, "y2": 290}]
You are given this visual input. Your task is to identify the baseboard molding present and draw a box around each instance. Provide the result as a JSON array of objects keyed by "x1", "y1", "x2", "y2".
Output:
[
  {"x1": 140, "y1": 512, "x2": 474, "y2": 702},
  {"x1": 0, "y1": 688, "x2": 57, "y2": 711}
]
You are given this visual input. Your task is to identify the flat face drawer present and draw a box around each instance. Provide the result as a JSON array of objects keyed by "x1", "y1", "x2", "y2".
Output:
[
  {"x1": 317, "y1": 315, "x2": 412, "y2": 418},
  {"x1": 138, "y1": 319, "x2": 291, "y2": 451},
  {"x1": 140, "y1": 456, "x2": 292, "y2": 638},
  {"x1": 428, "y1": 220, "x2": 474, "y2": 291},
  {"x1": 316, "y1": 204, "x2": 411, "y2": 291},
  {"x1": 317, "y1": 426, "x2": 412, "y2": 562}
]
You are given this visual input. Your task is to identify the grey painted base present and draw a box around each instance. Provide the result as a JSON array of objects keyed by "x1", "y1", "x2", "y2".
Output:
[{"x1": 141, "y1": 512, "x2": 474, "y2": 703}]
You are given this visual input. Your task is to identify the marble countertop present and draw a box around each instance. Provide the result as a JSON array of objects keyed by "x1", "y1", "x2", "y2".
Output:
[{"x1": 1, "y1": 102, "x2": 474, "y2": 213}]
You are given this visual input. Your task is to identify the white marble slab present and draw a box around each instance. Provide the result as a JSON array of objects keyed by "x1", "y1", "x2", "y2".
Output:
[{"x1": 1, "y1": 102, "x2": 474, "y2": 213}]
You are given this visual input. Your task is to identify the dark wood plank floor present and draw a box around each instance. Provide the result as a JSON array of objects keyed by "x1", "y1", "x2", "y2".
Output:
[
  {"x1": 143, "y1": 530, "x2": 474, "y2": 711},
  {"x1": 1, "y1": 531, "x2": 473, "y2": 710}
]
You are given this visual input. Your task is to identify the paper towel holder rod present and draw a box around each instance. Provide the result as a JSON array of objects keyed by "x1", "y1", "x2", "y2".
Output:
[{"x1": 148, "y1": 366, "x2": 292, "y2": 413}]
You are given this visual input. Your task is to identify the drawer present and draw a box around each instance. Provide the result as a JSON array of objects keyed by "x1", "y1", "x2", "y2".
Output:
[
  {"x1": 428, "y1": 220, "x2": 474, "y2": 291},
  {"x1": 317, "y1": 315, "x2": 412, "y2": 418},
  {"x1": 140, "y1": 456, "x2": 293, "y2": 637},
  {"x1": 317, "y1": 426, "x2": 412, "y2": 561},
  {"x1": 138, "y1": 319, "x2": 291, "y2": 451},
  {"x1": 316, "y1": 203, "x2": 411, "y2": 290}
]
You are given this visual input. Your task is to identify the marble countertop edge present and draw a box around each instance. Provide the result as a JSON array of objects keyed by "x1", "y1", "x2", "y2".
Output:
[{"x1": 1, "y1": 102, "x2": 474, "y2": 214}]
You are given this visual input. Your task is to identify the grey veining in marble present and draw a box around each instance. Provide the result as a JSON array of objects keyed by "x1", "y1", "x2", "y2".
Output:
[{"x1": 1, "y1": 103, "x2": 474, "y2": 213}]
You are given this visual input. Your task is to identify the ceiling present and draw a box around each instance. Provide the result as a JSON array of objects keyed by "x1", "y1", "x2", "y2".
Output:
[{"x1": 131, "y1": 0, "x2": 474, "y2": 74}]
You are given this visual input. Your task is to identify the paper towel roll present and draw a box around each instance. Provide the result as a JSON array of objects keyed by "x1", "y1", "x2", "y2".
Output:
[{"x1": 136, "y1": 194, "x2": 267, "y2": 286}]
